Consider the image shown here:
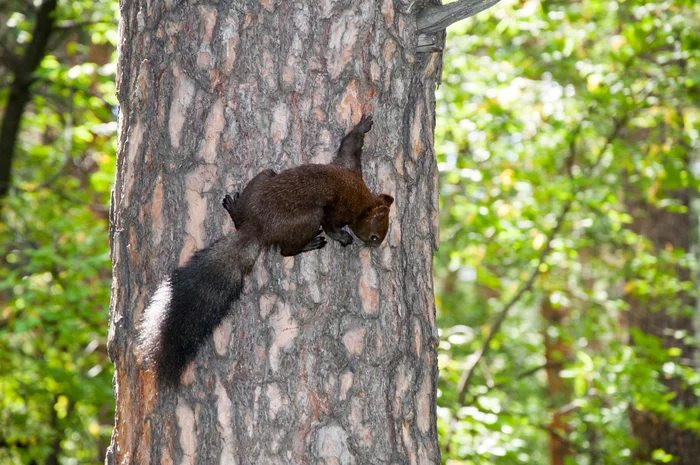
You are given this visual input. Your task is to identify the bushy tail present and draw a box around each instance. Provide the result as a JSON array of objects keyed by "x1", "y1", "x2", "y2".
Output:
[{"x1": 140, "y1": 231, "x2": 261, "y2": 386}]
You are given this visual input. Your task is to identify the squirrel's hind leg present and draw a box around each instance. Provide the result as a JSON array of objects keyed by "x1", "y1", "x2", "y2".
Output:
[
  {"x1": 222, "y1": 193, "x2": 241, "y2": 227},
  {"x1": 332, "y1": 114, "x2": 373, "y2": 175},
  {"x1": 223, "y1": 169, "x2": 278, "y2": 228}
]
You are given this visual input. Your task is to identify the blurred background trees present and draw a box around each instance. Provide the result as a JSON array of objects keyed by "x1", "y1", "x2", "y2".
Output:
[
  {"x1": 0, "y1": 1, "x2": 117, "y2": 463},
  {"x1": 435, "y1": 1, "x2": 700, "y2": 464},
  {"x1": 0, "y1": 0, "x2": 698, "y2": 464}
]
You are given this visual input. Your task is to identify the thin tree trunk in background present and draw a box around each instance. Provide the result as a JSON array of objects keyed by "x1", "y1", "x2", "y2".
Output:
[
  {"x1": 107, "y1": 1, "x2": 443, "y2": 463},
  {"x1": 0, "y1": 0, "x2": 58, "y2": 200},
  {"x1": 626, "y1": 185, "x2": 700, "y2": 464},
  {"x1": 541, "y1": 295, "x2": 573, "y2": 465}
]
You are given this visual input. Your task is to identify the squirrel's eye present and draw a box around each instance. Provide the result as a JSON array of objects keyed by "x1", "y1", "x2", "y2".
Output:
[{"x1": 371, "y1": 234, "x2": 379, "y2": 241}]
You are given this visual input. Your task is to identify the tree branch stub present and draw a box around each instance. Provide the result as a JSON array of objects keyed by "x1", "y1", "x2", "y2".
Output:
[{"x1": 417, "y1": 0, "x2": 503, "y2": 34}]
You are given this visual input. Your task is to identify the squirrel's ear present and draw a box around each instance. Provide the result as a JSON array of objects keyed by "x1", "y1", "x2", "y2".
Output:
[
  {"x1": 378, "y1": 194, "x2": 394, "y2": 206},
  {"x1": 372, "y1": 205, "x2": 390, "y2": 218}
]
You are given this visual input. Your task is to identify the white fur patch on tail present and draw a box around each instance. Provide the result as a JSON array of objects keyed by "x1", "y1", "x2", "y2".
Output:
[{"x1": 139, "y1": 280, "x2": 172, "y2": 360}]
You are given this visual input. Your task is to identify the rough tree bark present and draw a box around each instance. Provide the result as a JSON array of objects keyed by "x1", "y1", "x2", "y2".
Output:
[{"x1": 107, "y1": 1, "x2": 499, "y2": 464}]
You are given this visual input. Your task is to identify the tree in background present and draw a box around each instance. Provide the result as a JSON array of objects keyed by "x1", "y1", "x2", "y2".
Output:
[
  {"x1": 0, "y1": 1, "x2": 118, "y2": 463},
  {"x1": 624, "y1": 113, "x2": 699, "y2": 463},
  {"x1": 435, "y1": 1, "x2": 700, "y2": 464}
]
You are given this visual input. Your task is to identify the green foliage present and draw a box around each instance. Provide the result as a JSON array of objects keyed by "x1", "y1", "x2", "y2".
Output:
[
  {"x1": 2, "y1": 0, "x2": 700, "y2": 464},
  {"x1": 435, "y1": 0, "x2": 700, "y2": 464},
  {"x1": 0, "y1": 1, "x2": 118, "y2": 464}
]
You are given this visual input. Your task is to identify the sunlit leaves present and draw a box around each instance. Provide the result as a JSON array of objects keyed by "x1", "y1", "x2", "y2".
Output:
[
  {"x1": 0, "y1": 1, "x2": 117, "y2": 464},
  {"x1": 435, "y1": 0, "x2": 700, "y2": 463}
]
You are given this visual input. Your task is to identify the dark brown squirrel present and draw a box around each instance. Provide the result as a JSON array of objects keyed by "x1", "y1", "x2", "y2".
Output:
[{"x1": 140, "y1": 114, "x2": 394, "y2": 386}]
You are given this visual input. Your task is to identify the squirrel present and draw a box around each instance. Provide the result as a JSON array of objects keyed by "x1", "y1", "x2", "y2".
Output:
[{"x1": 140, "y1": 114, "x2": 394, "y2": 386}]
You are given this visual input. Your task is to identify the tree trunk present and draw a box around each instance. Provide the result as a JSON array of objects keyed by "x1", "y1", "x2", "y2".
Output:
[
  {"x1": 541, "y1": 295, "x2": 573, "y2": 465},
  {"x1": 0, "y1": 0, "x2": 58, "y2": 200},
  {"x1": 626, "y1": 186, "x2": 700, "y2": 464},
  {"x1": 107, "y1": 1, "x2": 444, "y2": 464}
]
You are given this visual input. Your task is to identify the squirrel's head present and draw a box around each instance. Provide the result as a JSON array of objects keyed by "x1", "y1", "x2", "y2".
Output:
[{"x1": 350, "y1": 194, "x2": 394, "y2": 247}]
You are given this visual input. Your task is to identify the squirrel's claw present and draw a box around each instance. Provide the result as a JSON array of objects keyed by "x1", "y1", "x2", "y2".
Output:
[
  {"x1": 222, "y1": 193, "x2": 239, "y2": 213},
  {"x1": 357, "y1": 114, "x2": 373, "y2": 133},
  {"x1": 302, "y1": 235, "x2": 327, "y2": 253}
]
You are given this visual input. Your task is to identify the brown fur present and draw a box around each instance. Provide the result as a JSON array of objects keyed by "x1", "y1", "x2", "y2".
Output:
[{"x1": 224, "y1": 114, "x2": 393, "y2": 255}]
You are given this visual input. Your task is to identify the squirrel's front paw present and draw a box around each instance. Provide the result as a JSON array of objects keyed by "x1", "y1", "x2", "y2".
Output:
[
  {"x1": 302, "y1": 235, "x2": 327, "y2": 253},
  {"x1": 336, "y1": 230, "x2": 354, "y2": 247}
]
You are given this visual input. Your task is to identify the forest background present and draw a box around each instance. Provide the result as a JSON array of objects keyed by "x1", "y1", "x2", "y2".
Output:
[{"x1": 1, "y1": 0, "x2": 699, "y2": 464}]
